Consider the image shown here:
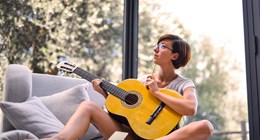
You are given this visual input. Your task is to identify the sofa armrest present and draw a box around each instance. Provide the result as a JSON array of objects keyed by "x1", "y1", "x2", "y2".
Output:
[
  {"x1": 1, "y1": 64, "x2": 33, "y2": 133},
  {"x1": 2, "y1": 64, "x2": 32, "y2": 102}
]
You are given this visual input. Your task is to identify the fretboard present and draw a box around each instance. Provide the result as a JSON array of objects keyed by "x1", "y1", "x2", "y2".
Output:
[{"x1": 74, "y1": 67, "x2": 129, "y2": 100}]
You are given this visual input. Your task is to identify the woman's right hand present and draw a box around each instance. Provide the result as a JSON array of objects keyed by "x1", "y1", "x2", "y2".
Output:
[{"x1": 91, "y1": 79, "x2": 108, "y2": 98}]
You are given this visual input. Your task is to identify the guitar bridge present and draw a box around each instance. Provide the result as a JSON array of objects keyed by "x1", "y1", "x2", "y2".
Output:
[{"x1": 146, "y1": 102, "x2": 165, "y2": 125}]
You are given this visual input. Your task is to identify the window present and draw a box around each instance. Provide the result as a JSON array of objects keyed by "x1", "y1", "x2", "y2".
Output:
[
  {"x1": 0, "y1": 0, "x2": 124, "y2": 85},
  {"x1": 138, "y1": 0, "x2": 248, "y2": 139}
]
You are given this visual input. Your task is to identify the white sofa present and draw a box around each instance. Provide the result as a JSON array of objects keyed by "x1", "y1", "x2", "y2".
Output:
[{"x1": 0, "y1": 64, "x2": 106, "y2": 140}]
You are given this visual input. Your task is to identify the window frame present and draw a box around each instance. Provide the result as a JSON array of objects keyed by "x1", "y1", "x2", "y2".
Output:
[
  {"x1": 122, "y1": 0, "x2": 139, "y2": 79},
  {"x1": 243, "y1": 0, "x2": 260, "y2": 139}
]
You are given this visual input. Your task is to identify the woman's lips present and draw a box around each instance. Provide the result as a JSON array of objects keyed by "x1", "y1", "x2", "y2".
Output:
[{"x1": 153, "y1": 54, "x2": 158, "y2": 58}]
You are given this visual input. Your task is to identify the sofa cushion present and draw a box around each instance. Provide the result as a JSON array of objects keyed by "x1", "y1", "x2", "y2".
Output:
[
  {"x1": 0, "y1": 96, "x2": 64, "y2": 139},
  {"x1": 0, "y1": 130, "x2": 38, "y2": 140},
  {"x1": 40, "y1": 84, "x2": 90, "y2": 124},
  {"x1": 39, "y1": 83, "x2": 103, "y2": 140}
]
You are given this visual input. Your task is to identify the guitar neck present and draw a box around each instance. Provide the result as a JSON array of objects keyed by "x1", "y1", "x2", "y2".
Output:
[{"x1": 73, "y1": 67, "x2": 129, "y2": 100}]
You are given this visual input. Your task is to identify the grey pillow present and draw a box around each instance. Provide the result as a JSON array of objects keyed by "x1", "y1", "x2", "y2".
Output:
[
  {"x1": 40, "y1": 84, "x2": 90, "y2": 124},
  {"x1": 0, "y1": 96, "x2": 64, "y2": 139},
  {"x1": 39, "y1": 84, "x2": 103, "y2": 140},
  {"x1": 0, "y1": 130, "x2": 38, "y2": 140}
]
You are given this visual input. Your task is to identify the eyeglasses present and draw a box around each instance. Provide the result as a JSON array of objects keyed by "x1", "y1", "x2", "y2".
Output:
[{"x1": 154, "y1": 43, "x2": 173, "y2": 52}]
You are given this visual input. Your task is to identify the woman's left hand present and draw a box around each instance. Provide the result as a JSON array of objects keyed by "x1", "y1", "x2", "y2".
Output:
[{"x1": 145, "y1": 75, "x2": 160, "y2": 96}]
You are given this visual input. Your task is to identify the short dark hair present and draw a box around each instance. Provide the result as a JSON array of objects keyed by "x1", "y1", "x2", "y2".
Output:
[{"x1": 157, "y1": 34, "x2": 191, "y2": 69}]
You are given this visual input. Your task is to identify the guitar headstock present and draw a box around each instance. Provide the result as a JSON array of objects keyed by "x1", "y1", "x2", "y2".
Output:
[{"x1": 57, "y1": 61, "x2": 77, "y2": 73}]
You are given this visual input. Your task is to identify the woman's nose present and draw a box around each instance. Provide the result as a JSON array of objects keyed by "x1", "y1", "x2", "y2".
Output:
[{"x1": 153, "y1": 47, "x2": 159, "y2": 53}]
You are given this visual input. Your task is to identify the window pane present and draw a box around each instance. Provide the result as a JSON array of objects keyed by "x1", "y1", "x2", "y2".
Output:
[
  {"x1": 0, "y1": 0, "x2": 124, "y2": 87},
  {"x1": 138, "y1": 0, "x2": 248, "y2": 139}
]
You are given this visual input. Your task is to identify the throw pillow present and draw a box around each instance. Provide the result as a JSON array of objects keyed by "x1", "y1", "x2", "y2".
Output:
[
  {"x1": 39, "y1": 83, "x2": 103, "y2": 140},
  {"x1": 40, "y1": 83, "x2": 90, "y2": 124},
  {"x1": 0, "y1": 130, "x2": 38, "y2": 140},
  {"x1": 0, "y1": 96, "x2": 64, "y2": 139}
]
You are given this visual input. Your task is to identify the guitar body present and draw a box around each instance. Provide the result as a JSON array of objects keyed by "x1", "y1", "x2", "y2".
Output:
[{"x1": 106, "y1": 79, "x2": 183, "y2": 140}]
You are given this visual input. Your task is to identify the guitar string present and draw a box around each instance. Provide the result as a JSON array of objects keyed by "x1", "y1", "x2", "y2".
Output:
[
  {"x1": 118, "y1": 64, "x2": 157, "y2": 104},
  {"x1": 119, "y1": 64, "x2": 157, "y2": 104},
  {"x1": 119, "y1": 64, "x2": 159, "y2": 110},
  {"x1": 127, "y1": 64, "x2": 157, "y2": 103},
  {"x1": 75, "y1": 65, "x2": 160, "y2": 107}
]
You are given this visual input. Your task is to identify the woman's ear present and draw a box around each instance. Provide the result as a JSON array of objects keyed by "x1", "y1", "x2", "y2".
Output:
[{"x1": 171, "y1": 53, "x2": 179, "y2": 60}]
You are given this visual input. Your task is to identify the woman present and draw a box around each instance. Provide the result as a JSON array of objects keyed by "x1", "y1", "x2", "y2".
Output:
[{"x1": 46, "y1": 34, "x2": 214, "y2": 140}]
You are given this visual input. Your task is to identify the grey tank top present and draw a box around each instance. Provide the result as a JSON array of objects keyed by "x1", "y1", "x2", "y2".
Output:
[{"x1": 137, "y1": 75, "x2": 196, "y2": 95}]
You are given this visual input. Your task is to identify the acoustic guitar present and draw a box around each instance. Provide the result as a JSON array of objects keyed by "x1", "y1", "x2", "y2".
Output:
[{"x1": 57, "y1": 61, "x2": 183, "y2": 139}]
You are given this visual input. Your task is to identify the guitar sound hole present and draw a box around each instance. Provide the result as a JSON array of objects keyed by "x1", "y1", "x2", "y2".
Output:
[{"x1": 125, "y1": 94, "x2": 138, "y2": 105}]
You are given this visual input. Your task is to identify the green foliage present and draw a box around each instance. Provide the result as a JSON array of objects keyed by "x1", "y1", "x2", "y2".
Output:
[
  {"x1": 0, "y1": 54, "x2": 8, "y2": 100},
  {"x1": 0, "y1": 0, "x2": 48, "y2": 71},
  {"x1": 181, "y1": 37, "x2": 243, "y2": 140},
  {"x1": 0, "y1": 0, "x2": 123, "y2": 82}
]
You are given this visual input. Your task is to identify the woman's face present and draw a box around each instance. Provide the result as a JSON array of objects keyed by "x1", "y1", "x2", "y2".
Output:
[{"x1": 153, "y1": 39, "x2": 175, "y2": 66}]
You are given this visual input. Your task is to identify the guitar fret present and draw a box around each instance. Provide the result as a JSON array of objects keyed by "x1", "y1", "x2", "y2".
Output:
[
  {"x1": 118, "y1": 89, "x2": 128, "y2": 99},
  {"x1": 102, "y1": 81, "x2": 129, "y2": 100},
  {"x1": 74, "y1": 67, "x2": 129, "y2": 100},
  {"x1": 74, "y1": 67, "x2": 98, "y2": 81},
  {"x1": 113, "y1": 87, "x2": 124, "y2": 98}
]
